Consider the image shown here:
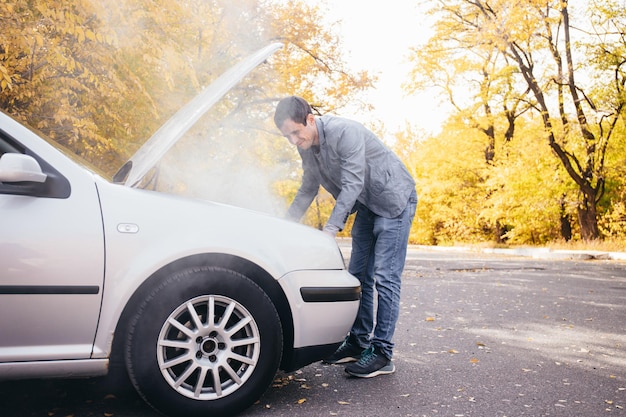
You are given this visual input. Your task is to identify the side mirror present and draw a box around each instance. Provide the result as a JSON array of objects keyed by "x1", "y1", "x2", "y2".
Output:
[{"x1": 0, "y1": 153, "x2": 47, "y2": 183}]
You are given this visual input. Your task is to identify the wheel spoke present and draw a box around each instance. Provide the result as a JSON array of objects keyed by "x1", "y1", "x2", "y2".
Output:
[
  {"x1": 194, "y1": 366, "x2": 209, "y2": 398},
  {"x1": 173, "y1": 362, "x2": 200, "y2": 388},
  {"x1": 161, "y1": 351, "x2": 193, "y2": 370},
  {"x1": 210, "y1": 366, "x2": 223, "y2": 397},
  {"x1": 230, "y1": 336, "x2": 260, "y2": 348},
  {"x1": 225, "y1": 315, "x2": 252, "y2": 336},
  {"x1": 222, "y1": 361, "x2": 243, "y2": 385},
  {"x1": 186, "y1": 301, "x2": 204, "y2": 330},
  {"x1": 158, "y1": 339, "x2": 191, "y2": 349},
  {"x1": 207, "y1": 296, "x2": 216, "y2": 326},
  {"x1": 218, "y1": 301, "x2": 236, "y2": 329},
  {"x1": 167, "y1": 317, "x2": 195, "y2": 338},
  {"x1": 227, "y1": 351, "x2": 256, "y2": 366}
]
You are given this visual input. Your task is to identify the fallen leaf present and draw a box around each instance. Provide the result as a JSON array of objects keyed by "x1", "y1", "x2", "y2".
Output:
[
  {"x1": 470, "y1": 358, "x2": 479, "y2": 363},
  {"x1": 338, "y1": 401, "x2": 351, "y2": 405},
  {"x1": 297, "y1": 398, "x2": 307, "y2": 404},
  {"x1": 448, "y1": 349, "x2": 459, "y2": 354},
  {"x1": 426, "y1": 317, "x2": 436, "y2": 322}
]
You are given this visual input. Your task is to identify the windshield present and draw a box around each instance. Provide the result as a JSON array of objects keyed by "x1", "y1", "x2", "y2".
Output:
[
  {"x1": 0, "y1": 111, "x2": 111, "y2": 180},
  {"x1": 41, "y1": 132, "x2": 111, "y2": 180}
]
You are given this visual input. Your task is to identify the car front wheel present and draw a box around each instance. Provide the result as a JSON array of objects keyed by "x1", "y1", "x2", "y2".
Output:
[{"x1": 125, "y1": 266, "x2": 283, "y2": 417}]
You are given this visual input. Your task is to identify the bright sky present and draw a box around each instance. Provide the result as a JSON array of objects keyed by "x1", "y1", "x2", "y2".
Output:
[{"x1": 319, "y1": 0, "x2": 446, "y2": 136}]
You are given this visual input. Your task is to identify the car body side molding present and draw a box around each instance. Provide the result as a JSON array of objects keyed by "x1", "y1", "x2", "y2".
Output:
[
  {"x1": 300, "y1": 286, "x2": 361, "y2": 302},
  {"x1": 0, "y1": 286, "x2": 100, "y2": 295}
]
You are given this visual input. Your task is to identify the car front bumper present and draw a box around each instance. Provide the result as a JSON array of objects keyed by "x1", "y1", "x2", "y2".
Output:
[{"x1": 279, "y1": 269, "x2": 361, "y2": 349}]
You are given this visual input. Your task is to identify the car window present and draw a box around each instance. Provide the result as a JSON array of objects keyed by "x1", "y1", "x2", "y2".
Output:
[
  {"x1": 0, "y1": 132, "x2": 23, "y2": 156},
  {"x1": 0, "y1": 130, "x2": 71, "y2": 199},
  {"x1": 0, "y1": 112, "x2": 110, "y2": 181}
]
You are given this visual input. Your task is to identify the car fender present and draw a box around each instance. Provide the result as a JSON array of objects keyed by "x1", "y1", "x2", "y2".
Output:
[{"x1": 91, "y1": 177, "x2": 347, "y2": 358}]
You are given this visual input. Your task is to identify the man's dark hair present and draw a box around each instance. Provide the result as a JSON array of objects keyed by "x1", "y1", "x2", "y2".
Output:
[{"x1": 274, "y1": 96, "x2": 312, "y2": 128}]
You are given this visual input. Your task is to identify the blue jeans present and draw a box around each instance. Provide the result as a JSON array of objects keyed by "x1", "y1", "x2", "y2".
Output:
[{"x1": 348, "y1": 190, "x2": 417, "y2": 360}]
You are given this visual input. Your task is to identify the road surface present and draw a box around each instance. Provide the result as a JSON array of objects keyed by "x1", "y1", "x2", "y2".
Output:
[{"x1": 2, "y1": 246, "x2": 625, "y2": 416}]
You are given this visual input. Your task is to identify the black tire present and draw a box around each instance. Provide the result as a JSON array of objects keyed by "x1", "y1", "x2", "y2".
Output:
[{"x1": 125, "y1": 266, "x2": 283, "y2": 417}]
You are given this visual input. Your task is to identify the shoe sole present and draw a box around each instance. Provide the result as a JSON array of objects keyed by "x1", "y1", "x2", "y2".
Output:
[
  {"x1": 323, "y1": 356, "x2": 359, "y2": 365},
  {"x1": 345, "y1": 363, "x2": 396, "y2": 378}
]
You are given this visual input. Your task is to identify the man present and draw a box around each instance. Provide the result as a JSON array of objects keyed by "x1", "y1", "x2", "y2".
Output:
[{"x1": 274, "y1": 96, "x2": 417, "y2": 378}]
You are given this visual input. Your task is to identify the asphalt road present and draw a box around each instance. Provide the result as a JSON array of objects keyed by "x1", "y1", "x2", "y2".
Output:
[{"x1": 2, "y1": 246, "x2": 625, "y2": 417}]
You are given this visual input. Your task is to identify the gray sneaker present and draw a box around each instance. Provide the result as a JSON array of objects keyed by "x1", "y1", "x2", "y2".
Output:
[
  {"x1": 344, "y1": 346, "x2": 395, "y2": 378},
  {"x1": 323, "y1": 335, "x2": 363, "y2": 364}
]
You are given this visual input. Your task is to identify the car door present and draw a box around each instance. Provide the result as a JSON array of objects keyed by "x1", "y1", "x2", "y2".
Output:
[{"x1": 0, "y1": 127, "x2": 105, "y2": 362}]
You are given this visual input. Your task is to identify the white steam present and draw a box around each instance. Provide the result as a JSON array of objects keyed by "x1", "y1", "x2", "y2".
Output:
[{"x1": 90, "y1": 1, "x2": 297, "y2": 217}]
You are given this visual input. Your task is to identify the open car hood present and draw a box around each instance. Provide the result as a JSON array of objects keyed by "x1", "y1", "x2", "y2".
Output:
[{"x1": 113, "y1": 42, "x2": 283, "y2": 187}]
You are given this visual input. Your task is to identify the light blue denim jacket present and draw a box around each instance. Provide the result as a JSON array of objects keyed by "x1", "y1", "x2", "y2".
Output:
[{"x1": 287, "y1": 115, "x2": 416, "y2": 231}]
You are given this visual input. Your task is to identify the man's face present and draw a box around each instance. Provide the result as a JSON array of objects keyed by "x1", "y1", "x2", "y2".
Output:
[{"x1": 279, "y1": 114, "x2": 318, "y2": 150}]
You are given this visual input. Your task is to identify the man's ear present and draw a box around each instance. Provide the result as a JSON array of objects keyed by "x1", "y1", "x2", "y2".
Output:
[{"x1": 305, "y1": 113, "x2": 315, "y2": 126}]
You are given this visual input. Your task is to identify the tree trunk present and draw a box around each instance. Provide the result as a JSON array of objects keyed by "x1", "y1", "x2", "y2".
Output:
[
  {"x1": 559, "y1": 199, "x2": 572, "y2": 241},
  {"x1": 577, "y1": 192, "x2": 599, "y2": 240}
]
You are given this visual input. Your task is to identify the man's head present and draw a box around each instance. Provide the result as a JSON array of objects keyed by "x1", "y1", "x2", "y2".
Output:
[
  {"x1": 274, "y1": 96, "x2": 318, "y2": 150},
  {"x1": 274, "y1": 96, "x2": 311, "y2": 127}
]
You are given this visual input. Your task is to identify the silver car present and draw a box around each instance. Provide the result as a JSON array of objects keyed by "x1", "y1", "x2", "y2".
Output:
[{"x1": 0, "y1": 44, "x2": 360, "y2": 417}]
